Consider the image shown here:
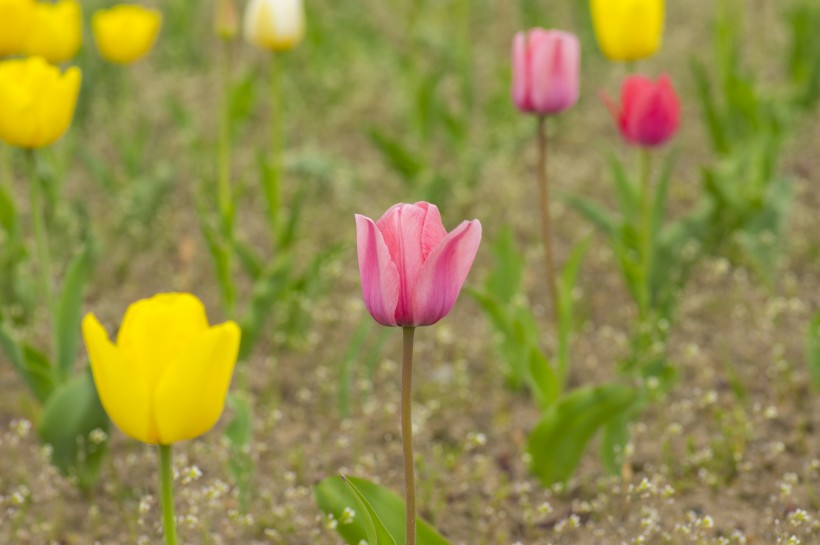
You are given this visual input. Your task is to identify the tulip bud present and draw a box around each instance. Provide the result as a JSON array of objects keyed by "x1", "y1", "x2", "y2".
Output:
[
  {"x1": 512, "y1": 29, "x2": 580, "y2": 116},
  {"x1": 0, "y1": 57, "x2": 82, "y2": 149},
  {"x1": 355, "y1": 202, "x2": 482, "y2": 328},
  {"x1": 0, "y1": 0, "x2": 36, "y2": 57},
  {"x1": 92, "y1": 5, "x2": 163, "y2": 65},
  {"x1": 24, "y1": 0, "x2": 83, "y2": 63},
  {"x1": 590, "y1": 0, "x2": 664, "y2": 62},
  {"x1": 603, "y1": 74, "x2": 680, "y2": 148},
  {"x1": 214, "y1": 0, "x2": 239, "y2": 40},
  {"x1": 243, "y1": 0, "x2": 305, "y2": 52}
]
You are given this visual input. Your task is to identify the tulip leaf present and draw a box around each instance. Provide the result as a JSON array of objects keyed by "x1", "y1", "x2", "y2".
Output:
[
  {"x1": 807, "y1": 311, "x2": 820, "y2": 391},
  {"x1": 367, "y1": 128, "x2": 425, "y2": 185},
  {"x1": 315, "y1": 476, "x2": 452, "y2": 545},
  {"x1": 342, "y1": 476, "x2": 397, "y2": 545},
  {"x1": 528, "y1": 348, "x2": 558, "y2": 410},
  {"x1": 38, "y1": 370, "x2": 109, "y2": 490},
  {"x1": 0, "y1": 325, "x2": 56, "y2": 404},
  {"x1": 54, "y1": 244, "x2": 93, "y2": 380},
  {"x1": 224, "y1": 393, "x2": 254, "y2": 512},
  {"x1": 527, "y1": 384, "x2": 637, "y2": 486},
  {"x1": 556, "y1": 237, "x2": 590, "y2": 386}
]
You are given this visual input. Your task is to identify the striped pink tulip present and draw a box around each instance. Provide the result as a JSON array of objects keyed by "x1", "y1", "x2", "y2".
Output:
[
  {"x1": 355, "y1": 202, "x2": 482, "y2": 327},
  {"x1": 512, "y1": 28, "x2": 580, "y2": 116}
]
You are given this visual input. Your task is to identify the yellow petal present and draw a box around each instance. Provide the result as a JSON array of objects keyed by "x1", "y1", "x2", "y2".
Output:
[
  {"x1": 82, "y1": 314, "x2": 157, "y2": 444},
  {"x1": 590, "y1": 0, "x2": 664, "y2": 62},
  {"x1": 0, "y1": 0, "x2": 36, "y2": 56},
  {"x1": 244, "y1": 0, "x2": 305, "y2": 51},
  {"x1": 154, "y1": 321, "x2": 241, "y2": 444},
  {"x1": 116, "y1": 293, "x2": 211, "y2": 391},
  {"x1": 92, "y1": 4, "x2": 162, "y2": 65},
  {"x1": 24, "y1": 0, "x2": 83, "y2": 63}
]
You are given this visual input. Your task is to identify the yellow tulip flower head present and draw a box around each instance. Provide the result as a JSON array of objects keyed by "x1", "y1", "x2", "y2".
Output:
[
  {"x1": 0, "y1": 0, "x2": 36, "y2": 57},
  {"x1": 244, "y1": 0, "x2": 305, "y2": 52},
  {"x1": 590, "y1": 0, "x2": 664, "y2": 62},
  {"x1": 92, "y1": 4, "x2": 163, "y2": 65},
  {"x1": 82, "y1": 293, "x2": 241, "y2": 445},
  {"x1": 0, "y1": 57, "x2": 81, "y2": 149},
  {"x1": 24, "y1": 0, "x2": 83, "y2": 63}
]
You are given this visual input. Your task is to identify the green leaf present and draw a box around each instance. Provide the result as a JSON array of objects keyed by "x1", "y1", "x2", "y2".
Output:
[
  {"x1": 527, "y1": 384, "x2": 637, "y2": 486},
  {"x1": 224, "y1": 392, "x2": 253, "y2": 447},
  {"x1": 564, "y1": 194, "x2": 617, "y2": 237},
  {"x1": 315, "y1": 476, "x2": 452, "y2": 545},
  {"x1": 38, "y1": 370, "x2": 109, "y2": 490},
  {"x1": 556, "y1": 237, "x2": 590, "y2": 385},
  {"x1": 55, "y1": 245, "x2": 92, "y2": 379},
  {"x1": 342, "y1": 477, "x2": 397, "y2": 545},
  {"x1": 0, "y1": 325, "x2": 55, "y2": 403},
  {"x1": 238, "y1": 258, "x2": 293, "y2": 361},
  {"x1": 807, "y1": 311, "x2": 820, "y2": 391},
  {"x1": 608, "y1": 154, "x2": 638, "y2": 219},
  {"x1": 367, "y1": 128, "x2": 425, "y2": 185},
  {"x1": 528, "y1": 348, "x2": 558, "y2": 410}
]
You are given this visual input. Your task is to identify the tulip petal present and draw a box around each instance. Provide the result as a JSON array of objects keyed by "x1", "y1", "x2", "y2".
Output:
[
  {"x1": 117, "y1": 293, "x2": 210, "y2": 389},
  {"x1": 531, "y1": 31, "x2": 580, "y2": 114},
  {"x1": 415, "y1": 201, "x2": 448, "y2": 260},
  {"x1": 154, "y1": 322, "x2": 240, "y2": 444},
  {"x1": 512, "y1": 31, "x2": 531, "y2": 112},
  {"x1": 356, "y1": 214, "x2": 400, "y2": 326},
  {"x1": 412, "y1": 219, "x2": 482, "y2": 326},
  {"x1": 82, "y1": 314, "x2": 156, "y2": 444}
]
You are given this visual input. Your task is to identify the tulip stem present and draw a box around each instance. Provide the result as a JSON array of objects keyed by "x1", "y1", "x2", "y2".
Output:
[
  {"x1": 266, "y1": 53, "x2": 283, "y2": 240},
  {"x1": 638, "y1": 149, "x2": 653, "y2": 318},
  {"x1": 536, "y1": 117, "x2": 560, "y2": 325},
  {"x1": 158, "y1": 445, "x2": 178, "y2": 545},
  {"x1": 218, "y1": 37, "x2": 236, "y2": 317},
  {"x1": 25, "y1": 151, "x2": 55, "y2": 315},
  {"x1": 401, "y1": 326, "x2": 417, "y2": 545}
]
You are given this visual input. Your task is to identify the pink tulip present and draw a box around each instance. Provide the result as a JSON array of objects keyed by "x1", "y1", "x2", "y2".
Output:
[
  {"x1": 603, "y1": 74, "x2": 681, "y2": 147},
  {"x1": 355, "y1": 202, "x2": 482, "y2": 327},
  {"x1": 512, "y1": 28, "x2": 580, "y2": 116}
]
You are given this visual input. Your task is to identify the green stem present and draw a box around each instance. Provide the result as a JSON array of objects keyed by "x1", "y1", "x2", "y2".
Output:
[
  {"x1": 158, "y1": 445, "x2": 178, "y2": 545},
  {"x1": 266, "y1": 52, "x2": 282, "y2": 239},
  {"x1": 638, "y1": 149, "x2": 653, "y2": 319},
  {"x1": 218, "y1": 38, "x2": 236, "y2": 317},
  {"x1": 401, "y1": 327, "x2": 417, "y2": 545},
  {"x1": 536, "y1": 117, "x2": 560, "y2": 325},
  {"x1": 0, "y1": 144, "x2": 10, "y2": 189},
  {"x1": 26, "y1": 151, "x2": 55, "y2": 315}
]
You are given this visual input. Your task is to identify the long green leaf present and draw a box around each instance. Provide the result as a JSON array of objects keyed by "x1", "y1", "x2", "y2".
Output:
[
  {"x1": 556, "y1": 237, "x2": 590, "y2": 385},
  {"x1": 315, "y1": 476, "x2": 452, "y2": 545},
  {"x1": 55, "y1": 245, "x2": 92, "y2": 379},
  {"x1": 38, "y1": 370, "x2": 109, "y2": 490},
  {"x1": 342, "y1": 477, "x2": 397, "y2": 545},
  {"x1": 0, "y1": 325, "x2": 55, "y2": 403},
  {"x1": 527, "y1": 384, "x2": 637, "y2": 486}
]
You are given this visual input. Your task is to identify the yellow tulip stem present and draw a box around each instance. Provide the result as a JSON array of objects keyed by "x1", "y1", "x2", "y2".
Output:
[
  {"x1": 401, "y1": 326, "x2": 417, "y2": 545},
  {"x1": 218, "y1": 38, "x2": 236, "y2": 317},
  {"x1": 536, "y1": 116, "x2": 560, "y2": 326},
  {"x1": 267, "y1": 53, "x2": 283, "y2": 239},
  {"x1": 638, "y1": 148, "x2": 653, "y2": 319},
  {"x1": 25, "y1": 151, "x2": 55, "y2": 315},
  {"x1": 158, "y1": 444, "x2": 179, "y2": 545}
]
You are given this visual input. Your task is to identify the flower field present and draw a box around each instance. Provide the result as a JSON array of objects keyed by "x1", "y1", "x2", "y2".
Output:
[{"x1": 1, "y1": 0, "x2": 820, "y2": 544}]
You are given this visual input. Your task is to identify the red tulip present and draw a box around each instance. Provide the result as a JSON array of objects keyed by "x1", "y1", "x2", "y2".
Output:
[
  {"x1": 355, "y1": 202, "x2": 482, "y2": 327},
  {"x1": 512, "y1": 29, "x2": 580, "y2": 116},
  {"x1": 604, "y1": 74, "x2": 680, "y2": 147}
]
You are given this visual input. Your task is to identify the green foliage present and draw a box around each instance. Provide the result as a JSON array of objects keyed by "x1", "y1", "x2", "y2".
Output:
[
  {"x1": 224, "y1": 393, "x2": 255, "y2": 512},
  {"x1": 527, "y1": 384, "x2": 638, "y2": 486},
  {"x1": 337, "y1": 318, "x2": 391, "y2": 418},
  {"x1": 38, "y1": 371, "x2": 109, "y2": 491},
  {"x1": 806, "y1": 311, "x2": 820, "y2": 391},
  {"x1": 785, "y1": 1, "x2": 820, "y2": 110},
  {"x1": 315, "y1": 476, "x2": 452, "y2": 545}
]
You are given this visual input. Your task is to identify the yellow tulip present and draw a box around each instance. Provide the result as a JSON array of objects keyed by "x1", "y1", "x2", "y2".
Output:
[
  {"x1": 24, "y1": 0, "x2": 83, "y2": 63},
  {"x1": 244, "y1": 0, "x2": 305, "y2": 51},
  {"x1": 92, "y1": 4, "x2": 163, "y2": 65},
  {"x1": 82, "y1": 293, "x2": 241, "y2": 445},
  {"x1": 590, "y1": 0, "x2": 664, "y2": 62},
  {"x1": 0, "y1": 0, "x2": 36, "y2": 57},
  {"x1": 0, "y1": 57, "x2": 81, "y2": 149}
]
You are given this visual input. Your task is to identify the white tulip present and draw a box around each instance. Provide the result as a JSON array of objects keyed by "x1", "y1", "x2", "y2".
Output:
[{"x1": 243, "y1": 0, "x2": 305, "y2": 51}]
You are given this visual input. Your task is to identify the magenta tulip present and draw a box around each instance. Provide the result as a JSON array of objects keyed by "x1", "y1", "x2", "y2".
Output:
[
  {"x1": 355, "y1": 202, "x2": 482, "y2": 328},
  {"x1": 605, "y1": 74, "x2": 681, "y2": 147},
  {"x1": 512, "y1": 28, "x2": 580, "y2": 116}
]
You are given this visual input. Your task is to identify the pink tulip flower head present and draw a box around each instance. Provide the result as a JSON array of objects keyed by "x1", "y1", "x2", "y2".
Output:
[
  {"x1": 603, "y1": 74, "x2": 681, "y2": 147},
  {"x1": 512, "y1": 28, "x2": 580, "y2": 116},
  {"x1": 355, "y1": 202, "x2": 482, "y2": 328}
]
